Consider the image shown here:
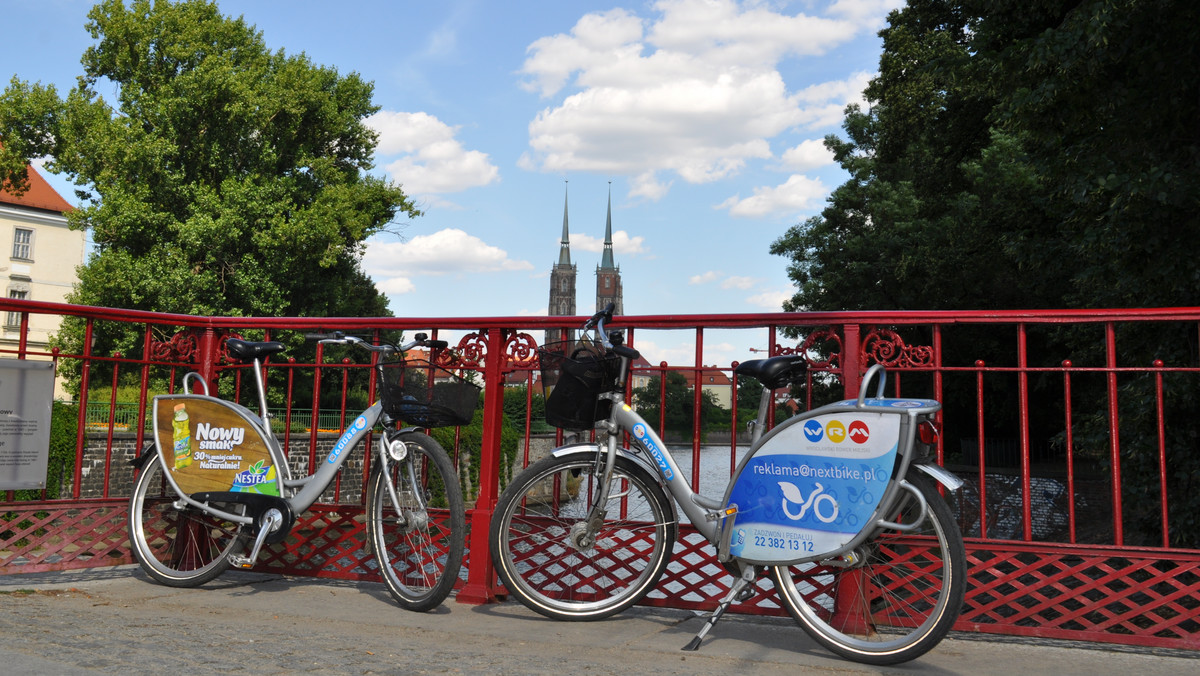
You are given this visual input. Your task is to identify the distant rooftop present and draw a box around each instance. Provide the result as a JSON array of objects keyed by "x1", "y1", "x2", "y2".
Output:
[{"x1": 0, "y1": 163, "x2": 74, "y2": 214}]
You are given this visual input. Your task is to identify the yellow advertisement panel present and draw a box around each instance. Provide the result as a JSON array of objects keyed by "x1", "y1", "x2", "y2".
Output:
[{"x1": 153, "y1": 395, "x2": 283, "y2": 497}]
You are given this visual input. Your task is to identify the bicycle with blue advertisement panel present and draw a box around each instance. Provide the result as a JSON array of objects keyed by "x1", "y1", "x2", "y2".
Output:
[
  {"x1": 489, "y1": 305, "x2": 966, "y2": 665},
  {"x1": 127, "y1": 332, "x2": 472, "y2": 612}
]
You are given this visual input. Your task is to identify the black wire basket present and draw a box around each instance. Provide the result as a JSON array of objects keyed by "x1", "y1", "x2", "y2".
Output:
[
  {"x1": 378, "y1": 360, "x2": 480, "y2": 428},
  {"x1": 540, "y1": 341, "x2": 622, "y2": 429}
]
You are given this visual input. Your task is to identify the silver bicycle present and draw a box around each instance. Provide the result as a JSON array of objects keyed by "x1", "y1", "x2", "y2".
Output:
[
  {"x1": 128, "y1": 332, "x2": 470, "y2": 611},
  {"x1": 489, "y1": 305, "x2": 966, "y2": 664}
]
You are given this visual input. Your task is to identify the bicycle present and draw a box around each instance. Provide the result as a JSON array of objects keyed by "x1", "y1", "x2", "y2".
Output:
[
  {"x1": 128, "y1": 331, "x2": 472, "y2": 612},
  {"x1": 489, "y1": 305, "x2": 967, "y2": 664}
]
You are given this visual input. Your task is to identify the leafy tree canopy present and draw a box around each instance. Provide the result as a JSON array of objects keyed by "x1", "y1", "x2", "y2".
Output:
[
  {"x1": 772, "y1": 0, "x2": 1199, "y2": 313},
  {"x1": 0, "y1": 0, "x2": 419, "y2": 322}
]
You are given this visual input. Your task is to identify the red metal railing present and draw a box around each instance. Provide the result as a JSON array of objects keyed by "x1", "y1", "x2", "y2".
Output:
[{"x1": 1, "y1": 298, "x2": 1198, "y2": 649}]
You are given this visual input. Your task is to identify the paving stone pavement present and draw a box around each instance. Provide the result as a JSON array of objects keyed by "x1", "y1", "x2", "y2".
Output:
[{"x1": 0, "y1": 565, "x2": 1195, "y2": 675}]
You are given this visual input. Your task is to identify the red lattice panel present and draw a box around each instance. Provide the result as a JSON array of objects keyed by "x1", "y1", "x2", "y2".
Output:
[
  {"x1": 497, "y1": 511, "x2": 667, "y2": 602},
  {"x1": 961, "y1": 541, "x2": 1200, "y2": 649},
  {"x1": 0, "y1": 500, "x2": 132, "y2": 573},
  {"x1": 251, "y1": 504, "x2": 466, "y2": 585}
]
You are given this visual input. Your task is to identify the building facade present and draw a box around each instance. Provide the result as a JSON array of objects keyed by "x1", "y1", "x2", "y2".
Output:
[{"x1": 1, "y1": 165, "x2": 83, "y2": 362}]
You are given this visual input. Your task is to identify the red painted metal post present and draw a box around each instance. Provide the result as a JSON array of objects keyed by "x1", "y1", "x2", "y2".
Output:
[
  {"x1": 841, "y1": 323, "x2": 861, "y2": 398},
  {"x1": 976, "y1": 360, "x2": 988, "y2": 538},
  {"x1": 1063, "y1": 360, "x2": 1077, "y2": 543},
  {"x1": 1105, "y1": 323, "x2": 1124, "y2": 545},
  {"x1": 457, "y1": 327, "x2": 507, "y2": 605},
  {"x1": 193, "y1": 327, "x2": 221, "y2": 394},
  {"x1": 1018, "y1": 324, "x2": 1033, "y2": 541},
  {"x1": 1153, "y1": 360, "x2": 1169, "y2": 548}
]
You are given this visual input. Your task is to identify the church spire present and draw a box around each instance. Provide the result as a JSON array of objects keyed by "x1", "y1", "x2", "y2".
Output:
[
  {"x1": 600, "y1": 182, "x2": 615, "y2": 270},
  {"x1": 558, "y1": 181, "x2": 572, "y2": 266}
]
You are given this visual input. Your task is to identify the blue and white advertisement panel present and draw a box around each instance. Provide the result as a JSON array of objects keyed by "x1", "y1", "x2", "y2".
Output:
[{"x1": 724, "y1": 411, "x2": 900, "y2": 563}]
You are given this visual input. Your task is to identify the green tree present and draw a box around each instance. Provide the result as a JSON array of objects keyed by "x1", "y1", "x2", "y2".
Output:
[
  {"x1": 0, "y1": 0, "x2": 419, "y2": 393},
  {"x1": 771, "y1": 0, "x2": 1200, "y2": 546},
  {"x1": 631, "y1": 372, "x2": 724, "y2": 440}
]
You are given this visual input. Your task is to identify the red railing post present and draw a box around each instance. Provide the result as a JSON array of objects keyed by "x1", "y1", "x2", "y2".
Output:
[
  {"x1": 841, "y1": 323, "x2": 861, "y2": 397},
  {"x1": 457, "y1": 327, "x2": 507, "y2": 604},
  {"x1": 193, "y1": 326, "x2": 222, "y2": 395}
]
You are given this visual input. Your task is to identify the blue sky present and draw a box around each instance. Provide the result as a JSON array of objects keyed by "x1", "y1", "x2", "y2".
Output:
[{"x1": 4, "y1": 0, "x2": 901, "y2": 364}]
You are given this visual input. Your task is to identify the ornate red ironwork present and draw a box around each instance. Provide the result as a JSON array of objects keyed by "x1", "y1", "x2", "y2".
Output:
[
  {"x1": 861, "y1": 327, "x2": 934, "y2": 368},
  {"x1": 149, "y1": 330, "x2": 201, "y2": 363},
  {"x1": 149, "y1": 329, "x2": 243, "y2": 365}
]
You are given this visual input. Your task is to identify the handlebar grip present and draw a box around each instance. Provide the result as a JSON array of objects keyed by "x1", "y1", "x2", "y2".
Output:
[
  {"x1": 304, "y1": 331, "x2": 344, "y2": 341},
  {"x1": 427, "y1": 340, "x2": 449, "y2": 349},
  {"x1": 584, "y1": 302, "x2": 616, "y2": 330}
]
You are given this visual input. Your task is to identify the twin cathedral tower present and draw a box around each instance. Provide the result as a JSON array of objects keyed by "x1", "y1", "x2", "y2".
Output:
[{"x1": 548, "y1": 183, "x2": 624, "y2": 322}]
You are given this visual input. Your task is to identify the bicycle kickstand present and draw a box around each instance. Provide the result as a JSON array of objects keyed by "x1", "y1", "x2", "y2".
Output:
[{"x1": 682, "y1": 567, "x2": 757, "y2": 651}]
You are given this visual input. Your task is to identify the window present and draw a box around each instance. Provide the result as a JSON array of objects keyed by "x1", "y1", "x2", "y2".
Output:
[
  {"x1": 5, "y1": 289, "x2": 28, "y2": 328},
  {"x1": 11, "y1": 227, "x2": 33, "y2": 260}
]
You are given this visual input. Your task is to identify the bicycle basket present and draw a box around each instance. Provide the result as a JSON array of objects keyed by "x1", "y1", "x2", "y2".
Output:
[
  {"x1": 540, "y1": 341, "x2": 622, "y2": 429},
  {"x1": 378, "y1": 360, "x2": 481, "y2": 428}
]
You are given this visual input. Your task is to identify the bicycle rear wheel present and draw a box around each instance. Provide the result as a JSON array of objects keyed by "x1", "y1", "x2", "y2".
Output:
[
  {"x1": 127, "y1": 454, "x2": 247, "y2": 587},
  {"x1": 490, "y1": 452, "x2": 676, "y2": 620},
  {"x1": 367, "y1": 431, "x2": 465, "y2": 612},
  {"x1": 771, "y1": 473, "x2": 966, "y2": 665}
]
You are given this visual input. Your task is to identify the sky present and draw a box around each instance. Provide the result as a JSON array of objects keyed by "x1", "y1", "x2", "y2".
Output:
[{"x1": 2, "y1": 0, "x2": 903, "y2": 365}]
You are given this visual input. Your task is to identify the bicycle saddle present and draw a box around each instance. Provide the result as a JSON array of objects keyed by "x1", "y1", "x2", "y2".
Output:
[
  {"x1": 735, "y1": 355, "x2": 807, "y2": 390},
  {"x1": 225, "y1": 338, "x2": 287, "y2": 362}
]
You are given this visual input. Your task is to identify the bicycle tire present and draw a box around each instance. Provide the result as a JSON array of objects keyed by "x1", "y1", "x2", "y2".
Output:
[
  {"x1": 771, "y1": 472, "x2": 966, "y2": 665},
  {"x1": 367, "y1": 431, "x2": 465, "y2": 612},
  {"x1": 490, "y1": 452, "x2": 676, "y2": 620},
  {"x1": 127, "y1": 453, "x2": 247, "y2": 587}
]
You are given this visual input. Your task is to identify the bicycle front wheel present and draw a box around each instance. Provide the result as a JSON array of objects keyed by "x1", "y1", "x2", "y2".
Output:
[
  {"x1": 771, "y1": 473, "x2": 966, "y2": 665},
  {"x1": 127, "y1": 453, "x2": 247, "y2": 587},
  {"x1": 367, "y1": 431, "x2": 465, "y2": 612},
  {"x1": 490, "y1": 452, "x2": 677, "y2": 620}
]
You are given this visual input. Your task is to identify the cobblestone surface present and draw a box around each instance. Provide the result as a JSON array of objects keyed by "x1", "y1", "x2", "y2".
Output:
[{"x1": 0, "y1": 566, "x2": 1195, "y2": 675}]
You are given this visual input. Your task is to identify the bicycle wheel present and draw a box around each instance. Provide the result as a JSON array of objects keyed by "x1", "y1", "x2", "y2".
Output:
[
  {"x1": 490, "y1": 452, "x2": 676, "y2": 620},
  {"x1": 367, "y1": 431, "x2": 465, "y2": 612},
  {"x1": 771, "y1": 473, "x2": 966, "y2": 665},
  {"x1": 127, "y1": 454, "x2": 247, "y2": 587}
]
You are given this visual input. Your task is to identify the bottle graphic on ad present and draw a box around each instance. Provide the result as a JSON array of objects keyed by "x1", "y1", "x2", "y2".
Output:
[{"x1": 172, "y1": 403, "x2": 192, "y2": 470}]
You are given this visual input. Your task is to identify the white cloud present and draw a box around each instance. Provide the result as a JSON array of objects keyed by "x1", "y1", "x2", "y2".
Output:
[
  {"x1": 828, "y1": 0, "x2": 906, "y2": 26},
  {"x1": 779, "y1": 138, "x2": 835, "y2": 171},
  {"x1": 363, "y1": 229, "x2": 533, "y2": 295},
  {"x1": 571, "y1": 230, "x2": 648, "y2": 256},
  {"x1": 717, "y1": 174, "x2": 827, "y2": 218},
  {"x1": 747, "y1": 289, "x2": 793, "y2": 310},
  {"x1": 689, "y1": 270, "x2": 721, "y2": 285},
  {"x1": 519, "y1": 0, "x2": 883, "y2": 199},
  {"x1": 722, "y1": 275, "x2": 756, "y2": 290},
  {"x1": 366, "y1": 111, "x2": 500, "y2": 195}
]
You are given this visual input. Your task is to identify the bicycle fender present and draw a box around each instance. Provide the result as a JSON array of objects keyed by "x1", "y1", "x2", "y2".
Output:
[
  {"x1": 550, "y1": 443, "x2": 678, "y2": 521},
  {"x1": 550, "y1": 442, "x2": 660, "y2": 477},
  {"x1": 915, "y1": 463, "x2": 964, "y2": 492},
  {"x1": 129, "y1": 442, "x2": 156, "y2": 469}
]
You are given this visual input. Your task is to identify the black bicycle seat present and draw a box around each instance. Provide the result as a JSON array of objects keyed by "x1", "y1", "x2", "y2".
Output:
[
  {"x1": 225, "y1": 338, "x2": 287, "y2": 362},
  {"x1": 735, "y1": 355, "x2": 807, "y2": 390}
]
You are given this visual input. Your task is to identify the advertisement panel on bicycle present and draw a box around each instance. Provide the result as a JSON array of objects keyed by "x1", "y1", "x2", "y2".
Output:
[{"x1": 722, "y1": 410, "x2": 900, "y2": 563}]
